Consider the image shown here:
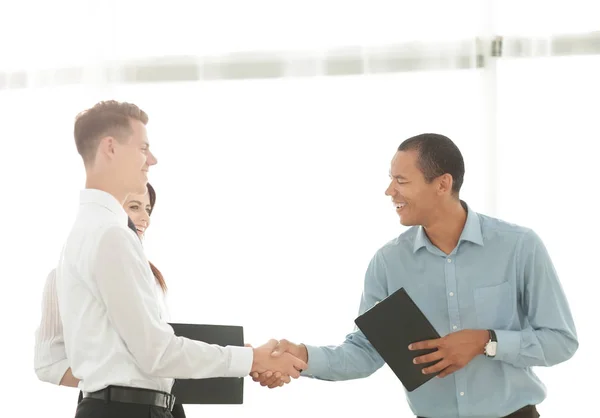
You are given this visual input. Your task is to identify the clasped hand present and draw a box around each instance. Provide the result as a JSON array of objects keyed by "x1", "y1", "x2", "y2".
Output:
[{"x1": 248, "y1": 339, "x2": 307, "y2": 388}]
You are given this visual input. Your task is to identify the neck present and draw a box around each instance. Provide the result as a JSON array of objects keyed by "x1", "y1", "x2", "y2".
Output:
[
  {"x1": 423, "y1": 199, "x2": 467, "y2": 255},
  {"x1": 85, "y1": 171, "x2": 128, "y2": 205}
]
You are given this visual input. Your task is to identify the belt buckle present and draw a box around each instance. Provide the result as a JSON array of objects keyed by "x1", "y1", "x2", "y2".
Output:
[{"x1": 167, "y1": 394, "x2": 176, "y2": 411}]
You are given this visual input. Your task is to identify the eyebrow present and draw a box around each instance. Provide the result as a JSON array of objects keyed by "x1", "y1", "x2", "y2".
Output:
[
  {"x1": 390, "y1": 172, "x2": 408, "y2": 180},
  {"x1": 127, "y1": 200, "x2": 143, "y2": 205}
]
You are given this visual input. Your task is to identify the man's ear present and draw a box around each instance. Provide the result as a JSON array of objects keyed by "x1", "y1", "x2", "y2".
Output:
[
  {"x1": 97, "y1": 136, "x2": 117, "y2": 160},
  {"x1": 437, "y1": 173, "x2": 454, "y2": 195}
]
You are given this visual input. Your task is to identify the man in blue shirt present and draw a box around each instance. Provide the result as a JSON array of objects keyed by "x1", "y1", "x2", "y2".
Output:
[{"x1": 252, "y1": 133, "x2": 578, "y2": 418}]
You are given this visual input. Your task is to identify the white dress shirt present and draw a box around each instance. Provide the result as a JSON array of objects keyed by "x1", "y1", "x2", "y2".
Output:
[
  {"x1": 34, "y1": 269, "x2": 71, "y2": 385},
  {"x1": 51, "y1": 189, "x2": 252, "y2": 393},
  {"x1": 33, "y1": 269, "x2": 171, "y2": 386}
]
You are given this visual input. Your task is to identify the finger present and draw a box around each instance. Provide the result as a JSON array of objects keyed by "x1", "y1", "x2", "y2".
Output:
[
  {"x1": 244, "y1": 343, "x2": 253, "y2": 348},
  {"x1": 271, "y1": 339, "x2": 290, "y2": 357},
  {"x1": 265, "y1": 339, "x2": 279, "y2": 350},
  {"x1": 422, "y1": 359, "x2": 450, "y2": 375},
  {"x1": 271, "y1": 373, "x2": 290, "y2": 388},
  {"x1": 251, "y1": 371, "x2": 270, "y2": 382},
  {"x1": 291, "y1": 355, "x2": 307, "y2": 373},
  {"x1": 268, "y1": 377, "x2": 285, "y2": 389},
  {"x1": 409, "y1": 339, "x2": 440, "y2": 351},
  {"x1": 256, "y1": 371, "x2": 273, "y2": 383},
  {"x1": 256, "y1": 375, "x2": 272, "y2": 385},
  {"x1": 437, "y1": 365, "x2": 460, "y2": 378},
  {"x1": 252, "y1": 371, "x2": 271, "y2": 384},
  {"x1": 413, "y1": 350, "x2": 444, "y2": 365},
  {"x1": 287, "y1": 366, "x2": 301, "y2": 379},
  {"x1": 261, "y1": 375, "x2": 280, "y2": 387}
]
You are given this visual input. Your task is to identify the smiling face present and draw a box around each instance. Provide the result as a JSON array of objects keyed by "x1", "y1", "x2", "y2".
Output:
[
  {"x1": 384, "y1": 150, "x2": 443, "y2": 227},
  {"x1": 110, "y1": 118, "x2": 157, "y2": 196},
  {"x1": 124, "y1": 190, "x2": 152, "y2": 238}
]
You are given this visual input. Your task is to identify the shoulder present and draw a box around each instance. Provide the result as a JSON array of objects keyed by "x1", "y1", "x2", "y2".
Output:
[
  {"x1": 477, "y1": 213, "x2": 533, "y2": 243},
  {"x1": 373, "y1": 226, "x2": 420, "y2": 263},
  {"x1": 96, "y1": 223, "x2": 140, "y2": 247},
  {"x1": 90, "y1": 224, "x2": 144, "y2": 265}
]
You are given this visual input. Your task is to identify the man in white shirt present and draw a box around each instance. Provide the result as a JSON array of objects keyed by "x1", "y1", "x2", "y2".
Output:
[{"x1": 55, "y1": 100, "x2": 306, "y2": 418}]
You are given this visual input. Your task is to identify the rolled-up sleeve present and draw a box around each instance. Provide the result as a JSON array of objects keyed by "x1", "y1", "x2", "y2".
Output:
[{"x1": 34, "y1": 269, "x2": 70, "y2": 384}]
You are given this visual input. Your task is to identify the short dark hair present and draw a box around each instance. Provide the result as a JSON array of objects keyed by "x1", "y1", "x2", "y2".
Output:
[
  {"x1": 74, "y1": 100, "x2": 148, "y2": 165},
  {"x1": 398, "y1": 133, "x2": 465, "y2": 195}
]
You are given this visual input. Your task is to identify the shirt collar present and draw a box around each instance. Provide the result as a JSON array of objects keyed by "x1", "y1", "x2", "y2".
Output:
[
  {"x1": 413, "y1": 200, "x2": 484, "y2": 253},
  {"x1": 80, "y1": 188, "x2": 128, "y2": 226}
]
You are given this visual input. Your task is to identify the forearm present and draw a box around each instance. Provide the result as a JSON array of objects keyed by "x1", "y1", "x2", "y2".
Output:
[
  {"x1": 59, "y1": 368, "x2": 80, "y2": 388},
  {"x1": 34, "y1": 357, "x2": 70, "y2": 385},
  {"x1": 302, "y1": 332, "x2": 384, "y2": 381},
  {"x1": 494, "y1": 326, "x2": 578, "y2": 368},
  {"x1": 35, "y1": 268, "x2": 73, "y2": 386},
  {"x1": 503, "y1": 229, "x2": 579, "y2": 368}
]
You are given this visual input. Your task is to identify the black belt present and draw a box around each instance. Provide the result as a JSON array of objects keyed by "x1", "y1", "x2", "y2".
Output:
[{"x1": 83, "y1": 385, "x2": 176, "y2": 411}]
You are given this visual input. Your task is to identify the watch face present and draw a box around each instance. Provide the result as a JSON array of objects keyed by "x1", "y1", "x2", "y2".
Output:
[{"x1": 487, "y1": 341, "x2": 497, "y2": 356}]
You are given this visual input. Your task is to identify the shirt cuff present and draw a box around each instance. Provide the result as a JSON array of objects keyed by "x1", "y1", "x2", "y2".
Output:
[
  {"x1": 300, "y1": 345, "x2": 329, "y2": 378},
  {"x1": 224, "y1": 346, "x2": 253, "y2": 377},
  {"x1": 35, "y1": 358, "x2": 70, "y2": 385},
  {"x1": 494, "y1": 330, "x2": 521, "y2": 362}
]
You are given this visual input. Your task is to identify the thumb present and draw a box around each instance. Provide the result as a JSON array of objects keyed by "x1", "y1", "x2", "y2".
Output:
[{"x1": 271, "y1": 339, "x2": 289, "y2": 357}]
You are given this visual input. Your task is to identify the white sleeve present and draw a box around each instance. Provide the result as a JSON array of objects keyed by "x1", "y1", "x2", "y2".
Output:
[
  {"x1": 92, "y1": 226, "x2": 253, "y2": 378},
  {"x1": 34, "y1": 269, "x2": 70, "y2": 384}
]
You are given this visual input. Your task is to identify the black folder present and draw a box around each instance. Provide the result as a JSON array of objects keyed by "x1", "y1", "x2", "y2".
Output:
[
  {"x1": 354, "y1": 288, "x2": 442, "y2": 392},
  {"x1": 168, "y1": 323, "x2": 245, "y2": 404}
]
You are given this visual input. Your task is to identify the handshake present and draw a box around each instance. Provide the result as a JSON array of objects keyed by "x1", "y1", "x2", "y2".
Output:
[{"x1": 248, "y1": 339, "x2": 307, "y2": 388}]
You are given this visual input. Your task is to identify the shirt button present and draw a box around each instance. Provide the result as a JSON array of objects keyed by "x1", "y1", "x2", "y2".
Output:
[
  {"x1": 460, "y1": 392, "x2": 465, "y2": 396},
  {"x1": 449, "y1": 292, "x2": 454, "y2": 297},
  {"x1": 447, "y1": 258, "x2": 452, "y2": 263},
  {"x1": 453, "y1": 325, "x2": 458, "y2": 330}
]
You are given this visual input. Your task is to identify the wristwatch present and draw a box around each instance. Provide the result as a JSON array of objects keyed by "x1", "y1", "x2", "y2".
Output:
[{"x1": 484, "y1": 329, "x2": 497, "y2": 357}]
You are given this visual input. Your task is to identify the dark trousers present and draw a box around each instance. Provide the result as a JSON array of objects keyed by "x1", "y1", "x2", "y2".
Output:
[
  {"x1": 418, "y1": 404, "x2": 539, "y2": 418},
  {"x1": 75, "y1": 397, "x2": 173, "y2": 418},
  {"x1": 77, "y1": 391, "x2": 186, "y2": 418}
]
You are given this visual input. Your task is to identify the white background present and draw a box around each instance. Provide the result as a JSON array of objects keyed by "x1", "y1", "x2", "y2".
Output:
[{"x1": 1, "y1": 1, "x2": 598, "y2": 416}]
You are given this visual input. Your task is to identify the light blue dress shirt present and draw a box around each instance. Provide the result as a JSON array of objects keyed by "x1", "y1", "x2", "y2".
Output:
[{"x1": 303, "y1": 203, "x2": 578, "y2": 418}]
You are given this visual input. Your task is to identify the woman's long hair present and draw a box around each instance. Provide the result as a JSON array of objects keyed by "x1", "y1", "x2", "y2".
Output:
[{"x1": 147, "y1": 183, "x2": 167, "y2": 293}]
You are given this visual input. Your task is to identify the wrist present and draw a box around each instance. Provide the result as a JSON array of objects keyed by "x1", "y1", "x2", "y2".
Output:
[
  {"x1": 298, "y1": 343, "x2": 309, "y2": 364},
  {"x1": 479, "y1": 330, "x2": 490, "y2": 352},
  {"x1": 482, "y1": 329, "x2": 498, "y2": 357}
]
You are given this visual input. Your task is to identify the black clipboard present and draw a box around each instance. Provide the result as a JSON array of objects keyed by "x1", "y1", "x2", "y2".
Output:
[
  {"x1": 354, "y1": 288, "x2": 442, "y2": 392},
  {"x1": 169, "y1": 323, "x2": 244, "y2": 404}
]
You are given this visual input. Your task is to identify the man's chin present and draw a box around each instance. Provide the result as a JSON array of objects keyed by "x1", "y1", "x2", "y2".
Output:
[
  {"x1": 134, "y1": 183, "x2": 147, "y2": 195},
  {"x1": 399, "y1": 217, "x2": 415, "y2": 227}
]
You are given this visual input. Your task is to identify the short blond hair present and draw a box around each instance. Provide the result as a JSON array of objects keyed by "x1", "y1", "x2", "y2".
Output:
[{"x1": 74, "y1": 100, "x2": 148, "y2": 164}]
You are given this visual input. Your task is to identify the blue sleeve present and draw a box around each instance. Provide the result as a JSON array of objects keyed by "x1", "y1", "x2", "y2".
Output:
[
  {"x1": 302, "y1": 251, "x2": 388, "y2": 381},
  {"x1": 494, "y1": 229, "x2": 578, "y2": 367}
]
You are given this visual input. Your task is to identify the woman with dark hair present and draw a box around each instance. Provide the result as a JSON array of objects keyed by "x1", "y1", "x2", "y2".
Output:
[{"x1": 34, "y1": 183, "x2": 186, "y2": 417}]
